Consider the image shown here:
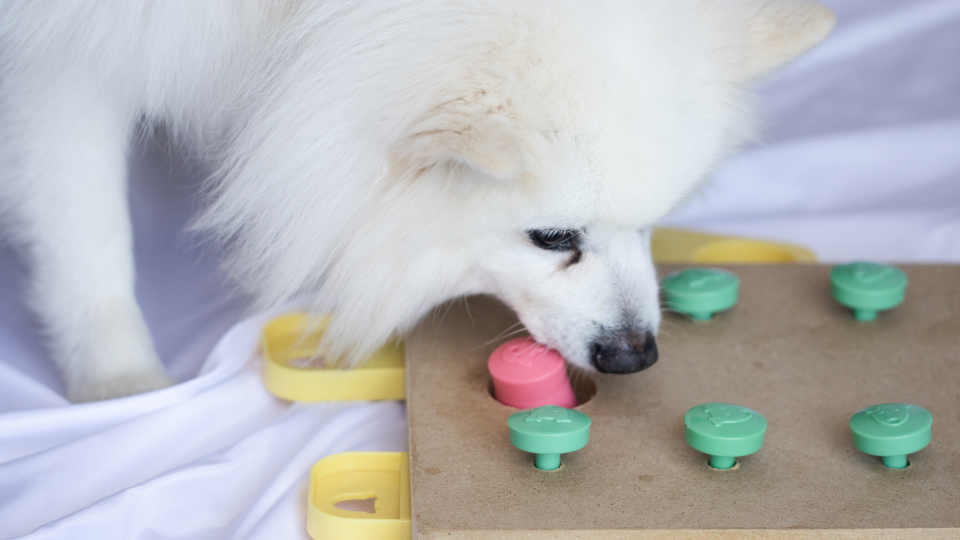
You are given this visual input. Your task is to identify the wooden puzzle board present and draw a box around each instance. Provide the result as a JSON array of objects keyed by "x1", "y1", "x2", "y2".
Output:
[{"x1": 405, "y1": 265, "x2": 960, "y2": 539}]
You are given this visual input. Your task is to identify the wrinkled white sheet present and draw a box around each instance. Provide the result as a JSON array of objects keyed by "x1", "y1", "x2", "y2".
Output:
[{"x1": 1, "y1": 1, "x2": 958, "y2": 538}]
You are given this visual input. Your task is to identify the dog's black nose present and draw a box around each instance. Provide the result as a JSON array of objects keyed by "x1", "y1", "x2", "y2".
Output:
[{"x1": 590, "y1": 330, "x2": 658, "y2": 374}]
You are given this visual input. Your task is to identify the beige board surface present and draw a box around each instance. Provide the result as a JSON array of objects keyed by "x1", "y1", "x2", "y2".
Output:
[{"x1": 405, "y1": 265, "x2": 960, "y2": 539}]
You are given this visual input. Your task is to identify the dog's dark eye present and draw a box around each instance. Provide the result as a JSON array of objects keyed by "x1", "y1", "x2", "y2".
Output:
[{"x1": 527, "y1": 229, "x2": 579, "y2": 251}]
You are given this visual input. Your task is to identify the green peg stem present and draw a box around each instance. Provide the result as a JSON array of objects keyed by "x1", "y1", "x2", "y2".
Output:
[
  {"x1": 709, "y1": 455, "x2": 736, "y2": 470},
  {"x1": 853, "y1": 308, "x2": 877, "y2": 322},
  {"x1": 881, "y1": 455, "x2": 908, "y2": 469},
  {"x1": 690, "y1": 312, "x2": 713, "y2": 321},
  {"x1": 535, "y1": 453, "x2": 561, "y2": 471}
]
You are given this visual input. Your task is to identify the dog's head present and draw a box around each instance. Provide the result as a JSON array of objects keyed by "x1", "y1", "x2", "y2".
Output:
[{"x1": 208, "y1": 0, "x2": 833, "y2": 370}]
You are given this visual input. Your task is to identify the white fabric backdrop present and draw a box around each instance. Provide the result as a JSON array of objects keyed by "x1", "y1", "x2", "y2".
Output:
[{"x1": 1, "y1": 0, "x2": 958, "y2": 538}]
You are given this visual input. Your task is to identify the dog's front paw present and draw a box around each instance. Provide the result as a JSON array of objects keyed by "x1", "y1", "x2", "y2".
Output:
[{"x1": 68, "y1": 368, "x2": 177, "y2": 403}]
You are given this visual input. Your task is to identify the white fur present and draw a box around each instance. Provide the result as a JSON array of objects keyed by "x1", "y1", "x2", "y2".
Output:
[{"x1": 0, "y1": 0, "x2": 833, "y2": 401}]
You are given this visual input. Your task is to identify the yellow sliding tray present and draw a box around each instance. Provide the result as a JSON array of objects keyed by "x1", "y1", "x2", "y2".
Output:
[
  {"x1": 261, "y1": 313, "x2": 405, "y2": 401},
  {"x1": 308, "y1": 452, "x2": 411, "y2": 540},
  {"x1": 651, "y1": 227, "x2": 816, "y2": 264}
]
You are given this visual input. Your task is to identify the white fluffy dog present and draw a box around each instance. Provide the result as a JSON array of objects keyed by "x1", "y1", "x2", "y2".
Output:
[{"x1": 0, "y1": 1, "x2": 833, "y2": 402}]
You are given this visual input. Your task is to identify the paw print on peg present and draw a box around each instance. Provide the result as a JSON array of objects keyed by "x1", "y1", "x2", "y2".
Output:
[
  {"x1": 661, "y1": 268, "x2": 739, "y2": 320},
  {"x1": 684, "y1": 403, "x2": 767, "y2": 469},
  {"x1": 850, "y1": 403, "x2": 932, "y2": 469},
  {"x1": 508, "y1": 405, "x2": 591, "y2": 471},
  {"x1": 489, "y1": 338, "x2": 578, "y2": 409},
  {"x1": 830, "y1": 262, "x2": 907, "y2": 321}
]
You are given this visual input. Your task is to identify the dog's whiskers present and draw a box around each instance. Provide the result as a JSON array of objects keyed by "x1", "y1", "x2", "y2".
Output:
[
  {"x1": 462, "y1": 297, "x2": 475, "y2": 326},
  {"x1": 472, "y1": 321, "x2": 527, "y2": 350},
  {"x1": 431, "y1": 300, "x2": 457, "y2": 330},
  {"x1": 657, "y1": 317, "x2": 691, "y2": 338}
]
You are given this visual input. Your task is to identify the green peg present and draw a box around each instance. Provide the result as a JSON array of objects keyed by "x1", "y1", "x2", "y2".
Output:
[
  {"x1": 684, "y1": 403, "x2": 767, "y2": 469},
  {"x1": 830, "y1": 262, "x2": 907, "y2": 321},
  {"x1": 661, "y1": 268, "x2": 739, "y2": 320},
  {"x1": 508, "y1": 405, "x2": 591, "y2": 471},
  {"x1": 850, "y1": 403, "x2": 931, "y2": 469}
]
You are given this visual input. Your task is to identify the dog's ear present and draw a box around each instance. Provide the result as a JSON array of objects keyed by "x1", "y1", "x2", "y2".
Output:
[
  {"x1": 741, "y1": 0, "x2": 836, "y2": 78},
  {"x1": 402, "y1": 104, "x2": 524, "y2": 182}
]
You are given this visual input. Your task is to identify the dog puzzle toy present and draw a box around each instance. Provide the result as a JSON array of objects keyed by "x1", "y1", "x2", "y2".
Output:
[
  {"x1": 508, "y1": 405, "x2": 591, "y2": 471},
  {"x1": 684, "y1": 403, "x2": 767, "y2": 469},
  {"x1": 661, "y1": 267, "x2": 739, "y2": 320},
  {"x1": 850, "y1": 403, "x2": 932, "y2": 469},
  {"x1": 262, "y1": 313, "x2": 405, "y2": 401},
  {"x1": 830, "y1": 262, "x2": 908, "y2": 321},
  {"x1": 489, "y1": 338, "x2": 578, "y2": 409},
  {"x1": 406, "y1": 267, "x2": 960, "y2": 535}
]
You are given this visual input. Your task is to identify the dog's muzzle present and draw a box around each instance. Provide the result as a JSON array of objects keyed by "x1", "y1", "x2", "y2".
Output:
[{"x1": 590, "y1": 329, "x2": 658, "y2": 374}]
